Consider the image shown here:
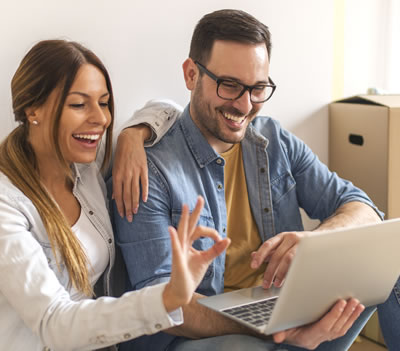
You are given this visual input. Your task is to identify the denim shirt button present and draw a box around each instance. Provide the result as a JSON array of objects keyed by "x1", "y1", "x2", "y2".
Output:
[
  {"x1": 217, "y1": 184, "x2": 223, "y2": 190},
  {"x1": 222, "y1": 227, "x2": 226, "y2": 233},
  {"x1": 260, "y1": 167, "x2": 266, "y2": 173},
  {"x1": 89, "y1": 210, "x2": 94, "y2": 215},
  {"x1": 264, "y1": 207, "x2": 270, "y2": 213},
  {"x1": 108, "y1": 238, "x2": 112, "y2": 244},
  {"x1": 216, "y1": 158, "x2": 222, "y2": 165}
]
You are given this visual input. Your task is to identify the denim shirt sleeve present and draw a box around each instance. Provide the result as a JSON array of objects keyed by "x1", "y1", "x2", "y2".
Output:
[
  {"x1": 112, "y1": 158, "x2": 173, "y2": 290},
  {"x1": 278, "y1": 126, "x2": 383, "y2": 220}
]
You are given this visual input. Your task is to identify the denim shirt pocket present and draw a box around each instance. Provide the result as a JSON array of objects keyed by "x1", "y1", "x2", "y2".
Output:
[
  {"x1": 171, "y1": 212, "x2": 216, "y2": 281},
  {"x1": 270, "y1": 171, "x2": 296, "y2": 205},
  {"x1": 270, "y1": 171, "x2": 303, "y2": 231},
  {"x1": 119, "y1": 235, "x2": 175, "y2": 289}
]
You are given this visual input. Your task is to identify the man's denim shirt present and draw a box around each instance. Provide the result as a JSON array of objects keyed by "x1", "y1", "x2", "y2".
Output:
[{"x1": 113, "y1": 105, "x2": 382, "y2": 351}]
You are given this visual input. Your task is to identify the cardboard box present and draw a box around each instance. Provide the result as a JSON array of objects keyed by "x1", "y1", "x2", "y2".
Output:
[
  {"x1": 329, "y1": 95, "x2": 400, "y2": 346},
  {"x1": 361, "y1": 311, "x2": 386, "y2": 346},
  {"x1": 329, "y1": 95, "x2": 400, "y2": 219}
]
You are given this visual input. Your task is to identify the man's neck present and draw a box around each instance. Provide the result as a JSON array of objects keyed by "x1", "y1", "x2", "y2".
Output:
[{"x1": 189, "y1": 108, "x2": 234, "y2": 154}]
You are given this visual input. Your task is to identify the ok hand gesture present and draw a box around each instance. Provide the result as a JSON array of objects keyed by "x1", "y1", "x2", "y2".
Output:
[{"x1": 163, "y1": 196, "x2": 230, "y2": 312}]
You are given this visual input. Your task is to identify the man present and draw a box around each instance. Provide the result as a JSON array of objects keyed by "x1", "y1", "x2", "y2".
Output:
[{"x1": 112, "y1": 9, "x2": 382, "y2": 351}]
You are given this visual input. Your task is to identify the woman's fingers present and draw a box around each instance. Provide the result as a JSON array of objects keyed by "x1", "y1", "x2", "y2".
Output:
[
  {"x1": 140, "y1": 167, "x2": 149, "y2": 203},
  {"x1": 187, "y1": 196, "x2": 204, "y2": 235},
  {"x1": 190, "y1": 225, "x2": 222, "y2": 242},
  {"x1": 177, "y1": 204, "x2": 190, "y2": 245},
  {"x1": 112, "y1": 126, "x2": 151, "y2": 220},
  {"x1": 201, "y1": 238, "x2": 231, "y2": 262},
  {"x1": 169, "y1": 226, "x2": 181, "y2": 258}
]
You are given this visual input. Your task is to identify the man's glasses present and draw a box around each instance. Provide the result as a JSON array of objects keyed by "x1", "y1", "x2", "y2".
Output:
[{"x1": 195, "y1": 61, "x2": 276, "y2": 103}]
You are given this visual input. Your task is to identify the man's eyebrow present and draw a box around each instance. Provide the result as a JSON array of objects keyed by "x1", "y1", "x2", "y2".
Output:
[
  {"x1": 219, "y1": 75, "x2": 269, "y2": 85},
  {"x1": 67, "y1": 91, "x2": 110, "y2": 98}
]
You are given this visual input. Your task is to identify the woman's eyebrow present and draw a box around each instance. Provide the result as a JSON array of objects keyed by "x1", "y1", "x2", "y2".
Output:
[{"x1": 67, "y1": 91, "x2": 110, "y2": 98}]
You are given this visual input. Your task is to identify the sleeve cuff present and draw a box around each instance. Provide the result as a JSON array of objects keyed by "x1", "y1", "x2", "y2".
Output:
[
  {"x1": 167, "y1": 307, "x2": 184, "y2": 326},
  {"x1": 120, "y1": 99, "x2": 183, "y2": 147}
]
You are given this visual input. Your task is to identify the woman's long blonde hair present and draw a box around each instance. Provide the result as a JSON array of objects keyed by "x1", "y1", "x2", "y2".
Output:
[{"x1": 0, "y1": 40, "x2": 115, "y2": 296}]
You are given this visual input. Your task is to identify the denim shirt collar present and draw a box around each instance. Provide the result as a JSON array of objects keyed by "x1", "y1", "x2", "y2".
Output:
[
  {"x1": 245, "y1": 120, "x2": 270, "y2": 150},
  {"x1": 180, "y1": 104, "x2": 271, "y2": 165},
  {"x1": 180, "y1": 104, "x2": 222, "y2": 168}
]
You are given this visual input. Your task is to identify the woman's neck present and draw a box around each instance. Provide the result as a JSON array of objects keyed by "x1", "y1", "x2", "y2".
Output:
[{"x1": 36, "y1": 155, "x2": 72, "y2": 194}]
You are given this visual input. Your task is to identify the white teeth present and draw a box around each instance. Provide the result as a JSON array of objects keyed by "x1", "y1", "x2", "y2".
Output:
[
  {"x1": 222, "y1": 112, "x2": 245, "y2": 123},
  {"x1": 73, "y1": 134, "x2": 100, "y2": 140}
]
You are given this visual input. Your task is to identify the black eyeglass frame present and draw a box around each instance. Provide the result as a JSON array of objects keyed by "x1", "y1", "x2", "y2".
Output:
[{"x1": 195, "y1": 61, "x2": 276, "y2": 103}]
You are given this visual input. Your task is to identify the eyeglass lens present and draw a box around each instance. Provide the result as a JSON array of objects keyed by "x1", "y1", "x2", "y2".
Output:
[{"x1": 217, "y1": 81, "x2": 274, "y2": 103}]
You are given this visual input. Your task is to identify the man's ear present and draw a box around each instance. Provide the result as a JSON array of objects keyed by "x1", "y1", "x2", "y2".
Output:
[{"x1": 182, "y1": 58, "x2": 199, "y2": 91}]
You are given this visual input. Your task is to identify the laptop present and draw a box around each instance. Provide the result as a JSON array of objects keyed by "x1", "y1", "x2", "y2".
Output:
[{"x1": 198, "y1": 218, "x2": 400, "y2": 335}]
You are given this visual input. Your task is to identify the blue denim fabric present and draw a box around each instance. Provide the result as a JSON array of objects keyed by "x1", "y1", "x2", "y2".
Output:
[
  {"x1": 166, "y1": 306, "x2": 375, "y2": 351},
  {"x1": 112, "y1": 105, "x2": 381, "y2": 351},
  {"x1": 170, "y1": 334, "x2": 286, "y2": 351},
  {"x1": 378, "y1": 276, "x2": 400, "y2": 350}
]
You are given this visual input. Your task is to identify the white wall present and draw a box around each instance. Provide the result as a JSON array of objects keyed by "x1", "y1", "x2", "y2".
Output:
[
  {"x1": 384, "y1": 0, "x2": 400, "y2": 93},
  {"x1": 343, "y1": 0, "x2": 389, "y2": 97},
  {"x1": 0, "y1": 0, "x2": 334, "y2": 163},
  {"x1": 1, "y1": 0, "x2": 392, "y2": 160}
]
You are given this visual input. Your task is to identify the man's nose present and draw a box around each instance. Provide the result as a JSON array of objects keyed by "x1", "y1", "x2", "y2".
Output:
[{"x1": 232, "y1": 89, "x2": 253, "y2": 116}]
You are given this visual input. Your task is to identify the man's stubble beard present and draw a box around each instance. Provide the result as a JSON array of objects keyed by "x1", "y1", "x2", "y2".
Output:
[{"x1": 190, "y1": 79, "x2": 257, "y2": 146}]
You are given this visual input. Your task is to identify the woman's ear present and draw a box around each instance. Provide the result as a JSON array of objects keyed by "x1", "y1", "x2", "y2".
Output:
[
  {"x1": 182, "y1": 58, "x2": 199, "y2": 91},
  {"x1": 25, "y1": 107, "x2": 40, "y2": 125}
]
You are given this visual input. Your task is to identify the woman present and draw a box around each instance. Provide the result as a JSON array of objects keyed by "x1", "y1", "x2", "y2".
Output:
[{"x1": 0, "y1": 40, "x2": 229, "y2": 350}]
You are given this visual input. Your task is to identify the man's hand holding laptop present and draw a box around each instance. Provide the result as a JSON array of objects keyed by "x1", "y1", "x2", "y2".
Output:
[
  {"x1": 250, "y1": 230, "x2": 365, "y2": 348},
  {"x1": 247, "y1": 201, "x2": 379, "y2": 347},
  {"x1": 272, "y1": 298, "x2": 364, "y2": 349}
]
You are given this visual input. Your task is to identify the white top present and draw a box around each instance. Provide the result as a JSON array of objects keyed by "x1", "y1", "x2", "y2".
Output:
[{"x1": 70, "y1": 210, "x2": 109, "y2": 300}]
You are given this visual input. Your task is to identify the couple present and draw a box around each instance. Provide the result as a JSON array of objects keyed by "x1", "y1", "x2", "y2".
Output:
[{"x1": 0, "y1": 8, "x2": 397, "y2": 351}]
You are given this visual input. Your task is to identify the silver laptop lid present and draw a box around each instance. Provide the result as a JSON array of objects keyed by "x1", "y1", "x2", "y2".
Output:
[
  {"x1": 199, "y1": 219, "x2": 400, "y2": 335},
  {"x1": 265, "y1": 218, "x2": 400, "y2": 333}
]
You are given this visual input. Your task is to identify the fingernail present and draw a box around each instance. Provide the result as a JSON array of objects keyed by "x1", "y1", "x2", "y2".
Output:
[
  {"x1": 127, "y1": 215, "x2": 133, "y2": 222},
  {"x1": 263, "y1": 280, "x2": 271, "y2": 289},
  {"x1": 339, "y1": 303, "x2": 345, "y2": 313},
  {"x1": 119, "y1": 211, "x2": 123, "y2": 218},
  {"x1": 274, "y1": 279, "x2": 281, "y2": 287},
  {"x1": 133, "y1": 207, "x2": 138, "y2": 214}
]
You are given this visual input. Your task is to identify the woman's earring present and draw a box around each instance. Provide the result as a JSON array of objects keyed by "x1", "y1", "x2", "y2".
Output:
[{"x1": 32, "y1": 120, "x2": 39, "y2": 125}]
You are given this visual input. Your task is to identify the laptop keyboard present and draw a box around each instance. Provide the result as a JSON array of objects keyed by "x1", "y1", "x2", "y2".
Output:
[{"x1": 222, "y1": 297, "x2": 278, "y2": 327}]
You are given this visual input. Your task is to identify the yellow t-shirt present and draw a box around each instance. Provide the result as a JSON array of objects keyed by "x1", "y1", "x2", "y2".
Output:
[{"x1": 221, "y1": 143, "x2": 266, "y2": 292}]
